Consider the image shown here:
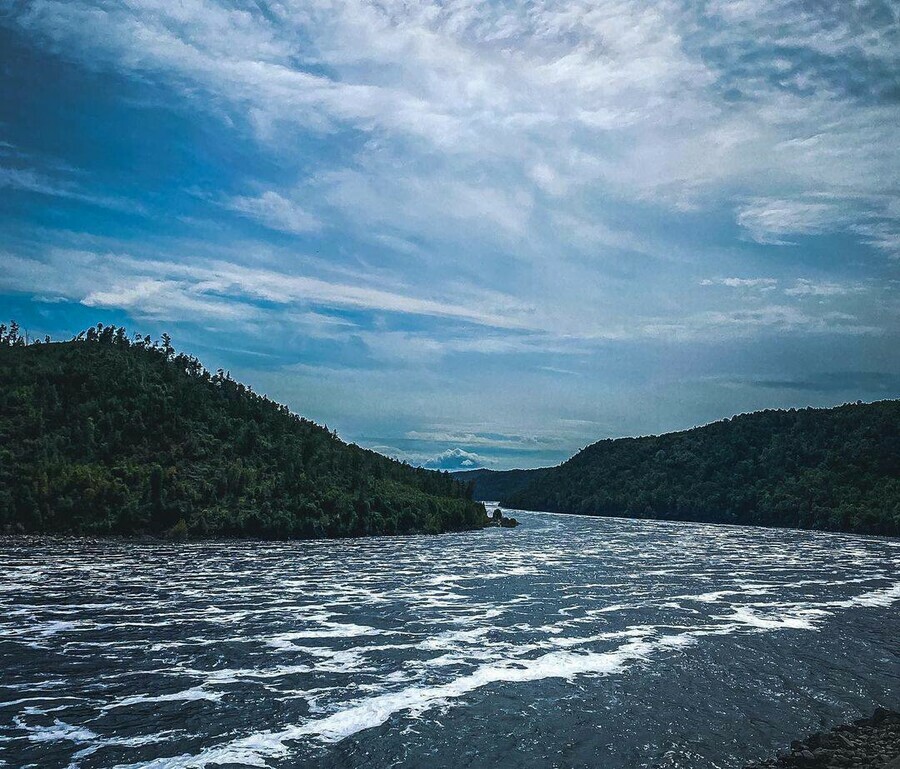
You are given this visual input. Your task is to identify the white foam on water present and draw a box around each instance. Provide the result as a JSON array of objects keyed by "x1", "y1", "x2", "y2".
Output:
[
  {"x1": 448, "y1": 608, "x2": 503, "y2": 625},
  {"x1": 265, "y1": 622, "x2": 390, "y2": 649},
  {"x1": 0, "y1": 696, "x2": 83, "y2": 710},
  {"x1": 1, "y1": 620, "x2": 78, "y2": 639},
  {"x1": 548, "y1": 627, "x2": 650, "y2": 648},
  {"x1": 19, "y1": 718, "x2": 98, "y2": 744},
  {"x1": 102, "y1": 686, "x2": 222, "y2": 711},
  {"x1": 303, "y1": 647, "x2": 373, "y2": 674},
  {"x1": 420, "y1": 652, "x2": 470, "y2": 667},
  {"x1": 692, "y1": 590, "x2": 743, "y2": 603},
  {"x1": 71, "y1": 731, "x2": 184, "y2": 765},
  {"x1": 497, "y1": 565, "x2": 540, "y2": 577},
  {"x1": 723, "y1": 605, "x2": 826, "y2": 631},
  {"x1": 180, "y1": 664, "x2": 314, "y2": 685},
  {"x1": 145, "y1": 572, "x2": 900, "y2": 769},
  {"x1": 426, "y1": 575, "x2": 460, "y2": 586},
  {"x1": 114, "y1": 633, "x2": 675, "y2": 768},
  {"x1": 5, "y1": 516, "x2": 899, "y2": 769},
  {"x1": 418, "y1": 626, "x2": 492, "y2": 651},
  {"x1": 831, "y1": 581, "x2": 900, "y2": 608},
  {"x1": 592, "y1": 603, "x2": 632, "y2": 613}
]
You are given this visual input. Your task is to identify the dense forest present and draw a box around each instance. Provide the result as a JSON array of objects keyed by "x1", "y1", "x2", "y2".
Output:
[
  {"x1": 497, "y1": 401, "x2": 899, "y2": 535},
  {"x1": 0, "y1": 322, "x2": 487, "y2": 539},
  {"x1": 451, "y1": 467, "x2": 549, "y2": 502}
]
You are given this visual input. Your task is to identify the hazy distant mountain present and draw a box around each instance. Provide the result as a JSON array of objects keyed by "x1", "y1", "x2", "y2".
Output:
[{"x1": 450, "y1": 468, "x2": 550, "y2": 503}]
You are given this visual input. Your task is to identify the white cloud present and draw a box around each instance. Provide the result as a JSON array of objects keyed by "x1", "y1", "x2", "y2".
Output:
[
  {"x1": 366, "y1": 445, "x2": 493, "y2": 470},
  {"x1": 13, "y1": 0, "x2": 899, "y2": 256},
  {"x1": 851, "y1": 220, "x2": 900, "y2": 259},
  {"x1": 4, "y1": 239, "x2": 889, "y2": 349},
  {"x1": 735, "y1": 198, "x2": 844, "y2": 245},
  {"x1": 83, "y1": 279, "x2": 257, "y2": 322},
  {"x1": 406, "y1": 430, "x2": 561, "y2": 450},
  {"x1": 4, "y1": 0, "x2": 900, "y2": 473},
  {"x1": 0, "y1": 248, "x2": 532, "y2": 329},
  {"x1": 0, "y1": 166, "x2": 142, "y2": 213},
  {"x1": 224, "y1": 191, "x2": 320, "y2": 234},
  {"x1": 320, "y1": 166, "x2": 535, "y2": 243},
  {"x1": 734, "y1": 191, "x2": 900, "y2": 256},
  {"x1": 700, "y1": 277, "x2": 778, "y2": 290},
  {"x1": 783, "y1": 279, "x2": 867, "y2": 297},
  {"x1": 632, "y1": 304, "x2": 882, "y2": 341},
  {"x1": 423, "y1": 447, "x2": 493, "y2": 470}
]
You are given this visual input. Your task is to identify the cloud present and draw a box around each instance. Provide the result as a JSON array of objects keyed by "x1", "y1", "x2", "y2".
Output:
[
  {"x1": 4, "y1": 0, "x2": 900, "y2": 471},
  {"x1": 701, "y1": 277, "x2": 874, "y2": 299},
  {"x1": 423, "y1": 447, "x2": 493, "y2": 471},
  {"x1": 741, "y1": 372, "x2": 900, "y2": 394},
  {"x1": 734, "y1": 192, "x2": 900, "y2": 254},
  {"x1": 367, "y1": 445, "x2": 494, "y2": 470},
  {"x1": 83, "y1": 278, "x2": 257, "y2": 322},
  {"x1": 4, "y1": 239, "x2": 889, "y2": 351},
  {"x1": 9, "y1": 0, "x2": 899, "y2": 261},
  {"x1": 405, "y1": 430, "x2": 562, "y2": 450},
  {"x1": 700, "y1": 277, "x2": 778, "y2": 290},
  {"x1": 640, "y1": 305, "x2": 880, "y2": 340},
  {"x1": 783, "y1": 279, "x2": 867, "y2": 297},
  {"x1": 224, "y1": 191, "x2": 320, "y2": 235},
  {"x1": 851, "y1": 219, "x2": 900, "y2": 259},
  {"x1": 320, "y1": 166, "x2": 535, "y2": 244},
  {"x1": 0, "y1": 248, "x2": 533, "y2": 329},
  {"x1": 735, "y1": 198, "x2": 844, "y2": 245},
  {"x1": 0, "y1": 165, "x2": 142, "y2": 213}
]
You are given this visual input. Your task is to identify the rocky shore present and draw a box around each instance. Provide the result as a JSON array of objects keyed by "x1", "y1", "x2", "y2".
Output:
[
  {"x1": 743, "y1": 708, "x2": 900, "y2": 768},
  {"x1": 486, "y1": 508, "x2": 519, "y2": 528}
]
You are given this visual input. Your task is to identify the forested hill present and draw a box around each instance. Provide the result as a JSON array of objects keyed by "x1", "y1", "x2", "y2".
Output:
[
  {"x1": 0, "y1": 323, "x2": 486, "y2": 539},
  {"x1": 504, "y1": 401, "x2": 900, "y2": 535},
  {"x1": 450, "y1": 468, "x2": 549, "y2": 502}
]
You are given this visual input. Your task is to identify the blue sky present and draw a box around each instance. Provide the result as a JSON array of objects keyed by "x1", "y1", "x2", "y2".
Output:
[{"x1": 1, "y1": 0, "x2": 898, "y2": 470}]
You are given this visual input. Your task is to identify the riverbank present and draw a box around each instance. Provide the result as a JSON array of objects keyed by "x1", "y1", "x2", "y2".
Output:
[{"x1": 743, "y1": 708, "x2": 900, "y2": 768}]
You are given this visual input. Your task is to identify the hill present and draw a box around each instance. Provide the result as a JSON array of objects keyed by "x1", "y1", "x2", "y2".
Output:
[
  {"x1": 0, "y1": 322, "x2": 486, "y2": 539},
  {"x1": 504, "y1": 401, "x2": 900, "y2": 535},
  {"x1": 450, "y1": 467, "x2": 549, "y2": 502}
]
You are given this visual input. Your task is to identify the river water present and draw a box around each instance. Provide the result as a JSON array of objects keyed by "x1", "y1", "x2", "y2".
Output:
[{"x1": 1, "y1": 511, "x2": 898, "y2": 769}]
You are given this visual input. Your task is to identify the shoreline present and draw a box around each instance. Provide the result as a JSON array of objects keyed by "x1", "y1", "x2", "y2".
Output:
[{"x1": 743, "y1": 708, "x2": 900, "y2": 768}]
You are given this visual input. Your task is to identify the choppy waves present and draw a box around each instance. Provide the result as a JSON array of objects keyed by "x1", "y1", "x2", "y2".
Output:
[{"x1": 1, "y1": 513, "x2": 898, "y2": 768}]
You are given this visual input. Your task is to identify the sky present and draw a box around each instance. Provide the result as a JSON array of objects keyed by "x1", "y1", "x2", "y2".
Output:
[{"x1": 1, "y1": 0, "x2": 899, "y2": 471}]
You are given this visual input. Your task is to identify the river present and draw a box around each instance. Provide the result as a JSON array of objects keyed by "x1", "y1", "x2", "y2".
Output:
[{"x1": 1, "y1": 510, "x2": 898, "y2": 768}]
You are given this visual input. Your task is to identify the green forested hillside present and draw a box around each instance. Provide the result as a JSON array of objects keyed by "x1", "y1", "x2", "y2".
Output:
[
  {"x1": 451, "y1": 467, "x2": 549, "y2": 502},
  {"x1": 505, "y1": 402, "x2": 900, "y2": 535},
  {"x1": 0, "y1": 323, "x2": 485, "y2": 538}
]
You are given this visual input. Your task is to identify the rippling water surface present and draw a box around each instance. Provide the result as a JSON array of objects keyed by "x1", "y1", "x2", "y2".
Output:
[{"x1": 1, "y1": 511, "x2": 899, "y2": 769}]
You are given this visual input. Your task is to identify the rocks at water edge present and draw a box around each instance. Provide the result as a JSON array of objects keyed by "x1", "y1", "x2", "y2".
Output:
[
  {"x1": 486, "y1": 508, "x2": 520, "y2": 528},
  {"x1": 743, "y1": 707, "x2": 900, "y2": 768}
]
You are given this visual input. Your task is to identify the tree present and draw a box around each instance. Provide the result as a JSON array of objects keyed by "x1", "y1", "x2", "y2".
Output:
[{"x1": 0, "y1": 323, "x2": 488, "y2": 538}]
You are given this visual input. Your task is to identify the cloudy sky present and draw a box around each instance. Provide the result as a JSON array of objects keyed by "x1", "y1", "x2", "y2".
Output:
[{"x1": 1, "y1": 0, "x2": 898, "y2": 470}]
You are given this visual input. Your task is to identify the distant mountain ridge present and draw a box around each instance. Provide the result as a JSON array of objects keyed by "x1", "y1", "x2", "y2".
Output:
[
  {"x1": 450, "y1": 467, "x2": 549, "y2": 503},
  {"x1": 456, "y1": 401, "x2": 900, "y2": 535},
  {"x1": 0, "y1": 323, "x2": 486, "y2": 538}
]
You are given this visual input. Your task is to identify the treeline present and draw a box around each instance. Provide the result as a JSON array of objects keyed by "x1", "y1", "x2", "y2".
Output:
[
  {"x1": 0, "y1": 322, "x2": 486, "y2": 539},
  {"x1": 451, "y1": 467, "x2": 549, "y2": 502},
  {"x1": 503, "y1": 402, "x2": 900, "y2": 535}
]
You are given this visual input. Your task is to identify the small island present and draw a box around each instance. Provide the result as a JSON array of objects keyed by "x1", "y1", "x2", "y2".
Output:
[{"x1": 485, "y1": 508, "x2": 519, "y2": 528}]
